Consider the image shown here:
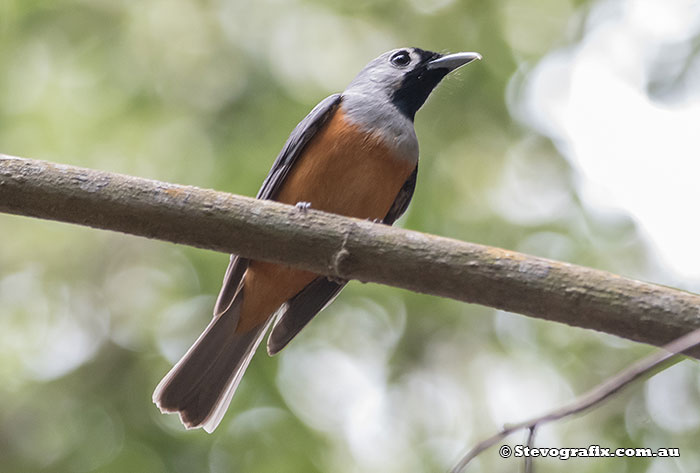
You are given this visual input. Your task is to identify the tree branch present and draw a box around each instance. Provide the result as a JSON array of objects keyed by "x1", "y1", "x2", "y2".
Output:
[
  {"x1": 1, "y1": 154, "x2": 699, "y2": 356},
  {"x1": 449, "y1": 327, "x2": 700, "y2": 473}
]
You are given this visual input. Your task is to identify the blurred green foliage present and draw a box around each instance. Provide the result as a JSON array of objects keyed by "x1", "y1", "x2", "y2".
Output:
[{"x1": 1, "y1": 1, "x2": 698, "y2": 472}]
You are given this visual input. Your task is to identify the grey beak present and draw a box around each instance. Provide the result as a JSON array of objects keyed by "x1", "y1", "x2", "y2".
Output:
[{"x1": 426, "y1": 52, "x2": 482, "y2": 71}]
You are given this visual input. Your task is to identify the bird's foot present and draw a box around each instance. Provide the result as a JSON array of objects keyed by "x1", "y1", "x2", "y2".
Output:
[{"x1": 295, "y1": 201, "x2": 311, "y2": 212}]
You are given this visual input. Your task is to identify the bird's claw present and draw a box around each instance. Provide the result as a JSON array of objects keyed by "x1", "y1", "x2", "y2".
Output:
[{"x1": 295, "y1": 201, "x2": 311, "y2": 212}]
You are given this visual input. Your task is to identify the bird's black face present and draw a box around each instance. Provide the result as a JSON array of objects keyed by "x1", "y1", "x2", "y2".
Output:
[
  {"x1": 346, "y1": 47, "x2": 480, "y2": 122},
  {"x1": 390, "y1": 48, "x2": 450, "y2": 121},
  {"x1": 388, "y1": 48, "x2": 481, "y2": 120}
]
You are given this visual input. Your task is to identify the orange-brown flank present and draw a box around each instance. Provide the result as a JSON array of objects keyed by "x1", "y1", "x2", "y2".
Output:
[{"x1": 236, "y1": 109, "x2": 416, "y2": 332}]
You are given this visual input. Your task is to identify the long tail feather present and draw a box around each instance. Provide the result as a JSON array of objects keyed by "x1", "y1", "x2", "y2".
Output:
[{"x1": 153, "y1": 295, "x2": 271, "y2": 433}]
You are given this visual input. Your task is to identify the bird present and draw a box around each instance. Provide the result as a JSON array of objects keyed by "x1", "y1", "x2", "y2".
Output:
[{"x1": 153, "y1": 47, "x2": 481, "y2": 432}]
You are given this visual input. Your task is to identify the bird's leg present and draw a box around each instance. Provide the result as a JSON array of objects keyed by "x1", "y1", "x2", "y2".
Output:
[{"x1": 295, "y1": 201, "x2": 311, "y2": 212}]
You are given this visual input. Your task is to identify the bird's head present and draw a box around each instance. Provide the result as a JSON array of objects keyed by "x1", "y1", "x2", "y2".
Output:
[{"x1": 346, "y1": 47, "x2": 481, "y2": 120}]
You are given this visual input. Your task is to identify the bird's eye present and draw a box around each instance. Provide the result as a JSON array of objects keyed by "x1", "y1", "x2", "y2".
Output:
[{"x1": 390, "y1": 51, "x2": 411, "y2": 67}]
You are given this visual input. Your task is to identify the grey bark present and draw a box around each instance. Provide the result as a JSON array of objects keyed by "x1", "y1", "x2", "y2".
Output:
[{"x1": 1, "y1": 154, "x2": 699, "y2": 356}]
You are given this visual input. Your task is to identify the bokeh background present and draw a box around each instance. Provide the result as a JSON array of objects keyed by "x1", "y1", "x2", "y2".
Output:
[{"x1": 1, "y1": 0, "x2": 699, "y2": 472}]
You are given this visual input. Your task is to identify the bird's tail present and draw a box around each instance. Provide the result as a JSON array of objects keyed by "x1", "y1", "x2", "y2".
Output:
[{"x1": 152, "y1": 294, "x2": 270, "y2": 433}]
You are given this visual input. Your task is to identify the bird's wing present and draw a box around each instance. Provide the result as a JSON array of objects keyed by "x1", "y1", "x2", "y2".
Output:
[
  {"x1": 257, "y1": 94, "x2": 344, "y2": 200},
  {"x1": 266, "y1": 165, "x2": 419, "y2": 354},
  {"x1": 212, "y1": 254, "x2": 250, "y2": 316},
  {"x1": 382, "y1": 165, "x2": 417, "y2": 225},
  {"x1": 267, "y1": 277, "x2": 346, "y2": 355},
  {"x1": 213, "y1": 94, "x2": 343, "y2": 317}
]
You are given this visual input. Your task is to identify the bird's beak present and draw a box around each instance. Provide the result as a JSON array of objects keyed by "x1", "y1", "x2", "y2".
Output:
[{"x1": 426, "y1": 52, "x2": 482, "y2": 72}]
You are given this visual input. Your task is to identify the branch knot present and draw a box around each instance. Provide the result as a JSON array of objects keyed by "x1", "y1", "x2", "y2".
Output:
[{"x1": 328, "y1": 222, "x2": 354, "y2": 283}]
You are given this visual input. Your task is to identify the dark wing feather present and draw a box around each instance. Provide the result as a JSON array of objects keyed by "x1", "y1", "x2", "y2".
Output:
[
  {"x1": 382, "y1": 165, "x2": 417, "y2": 225},
  {"x1": 257, "y1": 94, "x2": 343, "y2": 200},
  {"x1": 213, "y1": 94, "x2": 343, "y2": 317},
  {"x1": 267, "y1": 277, "x2": 345, "y2": 355},
  {"x1": 213, "y1": 255, "x2": 249, "y2": 317},
  {"x1": 266, "y1": 165, "x2": 419, "y2": 354}
]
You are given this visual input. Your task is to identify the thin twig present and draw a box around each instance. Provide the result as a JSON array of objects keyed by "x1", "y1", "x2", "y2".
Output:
[
  {"x1": 449, "y1": 327, "x2": 700, "y2": 473},
  {"x1": 524, "y1": 425, "x2": 537, "y2": 473}
]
